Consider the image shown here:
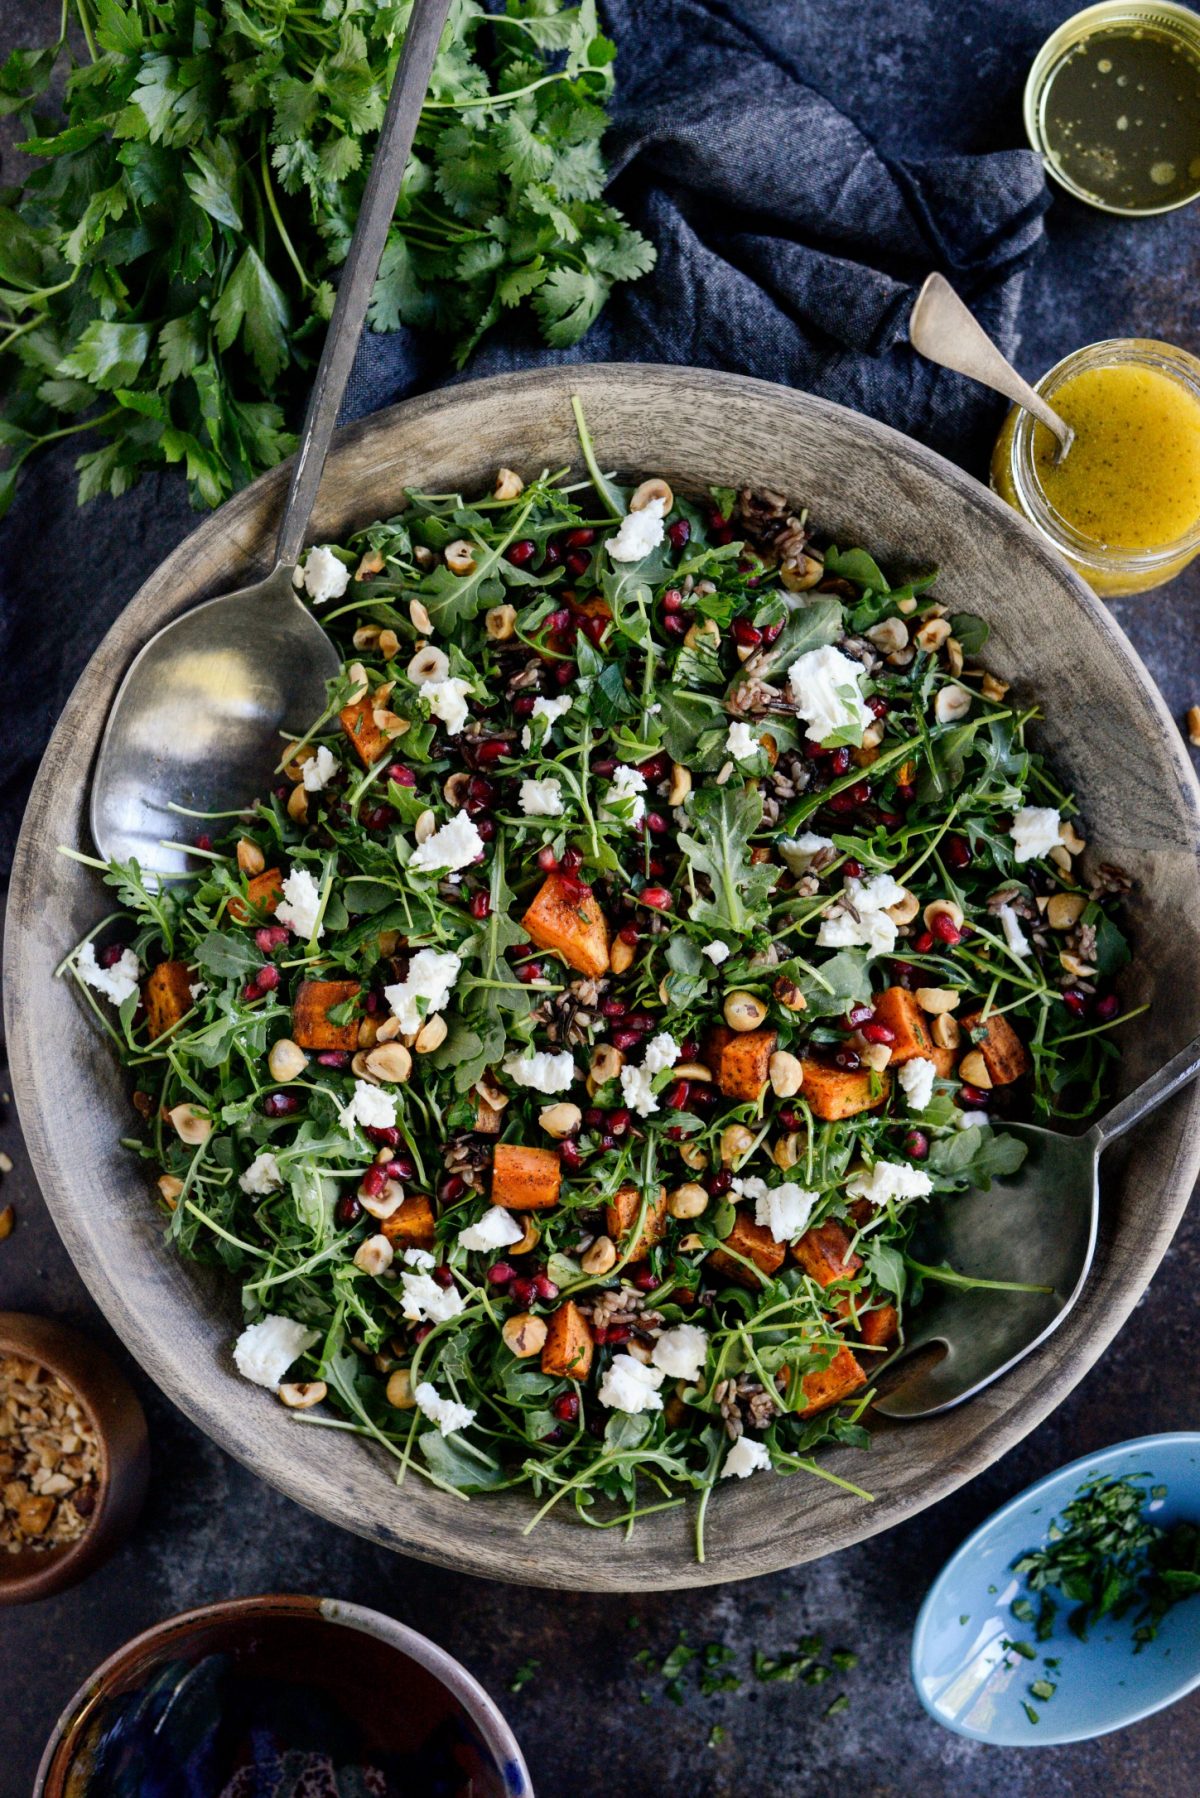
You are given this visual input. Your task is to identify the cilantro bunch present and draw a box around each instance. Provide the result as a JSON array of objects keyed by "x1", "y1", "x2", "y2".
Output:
[{"x1": 0, "y1": 0, "x2": 652, "y2": 512}]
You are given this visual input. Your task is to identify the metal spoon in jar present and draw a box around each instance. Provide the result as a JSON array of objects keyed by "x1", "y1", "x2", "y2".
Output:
[
  {"x1": 873, "y1": 1028, "x2": 1200, "y2": 1418},
  {"x1": 89, "y1": 0, "x2": 453, "y2": 875},
  {"x1": 909, "y1": 272, "x2": 1075, "y2": 465}
]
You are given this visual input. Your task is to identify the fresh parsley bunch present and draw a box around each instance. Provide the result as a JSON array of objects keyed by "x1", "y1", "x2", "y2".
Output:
[{"x1": 0, "y1": 0, "x2": 653, "y2": 512}]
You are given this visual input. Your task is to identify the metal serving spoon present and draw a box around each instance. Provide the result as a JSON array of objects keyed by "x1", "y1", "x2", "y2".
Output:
[
  {"x1": 909, "y1": 271, "x2": 1075, "y2": 464},
  {"x1": 90, "y1": 0, "x2": 453, "y2": 875},
  {"x1": 874, "y1": 1029, "x2": 1200, "y2": 1418}
]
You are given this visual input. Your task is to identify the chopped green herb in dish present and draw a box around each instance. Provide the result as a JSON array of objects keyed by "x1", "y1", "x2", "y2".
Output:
[{"x1": 63, "y1": 407, "x2": 1139, "y2": 1558}]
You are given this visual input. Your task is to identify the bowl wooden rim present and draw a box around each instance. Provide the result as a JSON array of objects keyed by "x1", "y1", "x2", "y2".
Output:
[{"x1": 6, "y1": 363, "x2": 1200, "y2": 1590}]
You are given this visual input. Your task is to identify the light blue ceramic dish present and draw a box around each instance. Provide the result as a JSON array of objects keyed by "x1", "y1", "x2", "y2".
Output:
[{"x1": 912, "y1": 1432, "x2": 1200, "y2": 1746}]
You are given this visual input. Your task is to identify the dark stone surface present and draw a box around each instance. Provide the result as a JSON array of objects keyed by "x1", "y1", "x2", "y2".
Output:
[{"x1": 1, "y1": 0, "x2": 1199, "y2": 1793}]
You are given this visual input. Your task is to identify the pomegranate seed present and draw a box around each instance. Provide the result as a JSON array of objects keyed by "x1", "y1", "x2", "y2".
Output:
[
  {"x1": 878, "y1": 810, "x2": 902, "y2": 828},
  {"x1": 511, "y1": 1276, "x2": 536, "y2": 1306},
  {"x1": 255, "y1": 927, "x2": 278, "y2": 953},
  {"x1": 707, "y1": 1169, "x2": 733, "y2": 1197},
  {"x1": 475, "y1": 817, "x2": 497, "y2": 841},
  {"x1": 625, "y1": 1013, "x2": 654, "y2": 1032},
  {"x1": 387, "y1": 1156, "x2": 415, "y2": 1183},
  {"x1": 592, "y1": 755, "x2": 617, "y2": 778},
  {"x1": 662, "y1": 613, "x2": 687, "y2": 638},
  {"x1": 890, "y1": 960, "x2": 915, "y2": 988},
  {"x1": 565, "y1": 549, "x2": 591, "y2": 578},
  {"x1": 591, "y1": 1325, "x2": 610, "y2": 1346},
  {"x1": 317, "y1": 1050, "x2": 351, "y2": 1069},
  {"x1": 639, "y1": 752, "x2": 671, "y2": 782},
  {"x1": 469, "y1": 892, "x2": 491, "y2": 919},
  {"x1": 640, "y1": 886, "x2": 673, "y2": 911},
  {"x1": 601, "y1": 998, "x2": 626, "y2": 1020},
  {"x1": 1094, "y1": 992, "x2": 1119, "y2": 1021},
  {"x1": 584, "y1": 1107, "x2": 606, "y2": 1129},
  {"x1": 256, "y1": 964, "x2": 281, "y2": 992},
  {"x1": 506, "y1": 538, "x2": 537, "y2": 566},
  {"x1": 846, "y1": 1004, "x2": 875, "y2": 1028},
  {"x1": 830, "y1": 747, "x2": 851, "y2": 776},
  {"x1": 666, "y1": 1125, "x2": 685, "y2": 1140},
  {"x1": 475, "y1": 739, "x2": 510, "y2": 766},
  {"x1": 540, "y1": 540, "x2": 562, "y2": 568},
  {"x1": 263, "y1": 1092, "x2": 300, "y2": 1117},
  {"x1": 667, "y1": 519, "x2": 690, "y2": 550},
  {"x1": 861, "y1": 1021, "x2": 895, "y2": 1045},
  {"x1": 904, "y1": 1130, "x2": 930, "y2": 1160},
  {"x1": 533, "y1": 1272, "x2": 559, "y2": 1301},
  {"x1": 273, "y1": 783, "x2": 289, "y2": 800},
  {"x1": 834, "y1": 1049, "x2": 861, "y2": 1070},
  {"x1": 487, "y1": 1261, "x2": 516, "y2": 1286},
  {"x1": 242, "y1": 980, "x2": 262, "y2": 1001},
  {"x1": 805, "y1": 741, "x2": 832, "y2": 760},
  {"x1": 679, "y1": 1037, "x2": 699, "y2": 1060},
  {"x1": 842, "y1": 858, "x2": 863, "y2": 879},
  {"x1": 365, "y1": 1124, "x2": 400, "y2": 1147},
  {"x1": 195, "y1": 833, "x2": 212, "y2": 852},
  {"x1": 560, "y1": 848, "x2": 583, "y2": 875},
  {"x1": 761, "y1": 620, "x2": 783, "y2": 643},
  {"x1": 554, "y1": 661, "x2": 576, "y2": 687},
  {"x1": 537, "y1": 845, "x2": 559, "y2": 872},
  {"x1": 412, "y1": 1323, "x2": 434, "y2": 1343},
  {"x1": 618, "y1": 924, "x2": 639, "y2": 946},
  {"x1": 850, "y1": 781, "x2": 872, "y2": 805},
  {"x1": 335, "y1": 1193, "x2": 362, "y2": 1228},
  {"x1": 931, "y1": 912, "x2": 961, "y2": 945},
  {"x1": 959, "y1": 1083, "x2": 990, "y2": 1107},
  {"x1": 713, "y1": 525, "x2": 734, "y2": 545},
  {"x1": 388, "y1": 763, "x2": 416, "y2": 787},
  {"x1": 605, "y1": 1323, "x2": 632, "y2": 1345},
  {"x1": 516, "y1": 960, "x2": 544, "y2": 984},
  {"x1": 608, "y1": 1108, "x2": 631, "y2": 1136},
  {"x1": 945, "y1": 835, "x2": 972, "y2": 870},
  {"x1": 441, "y1": 1174, "x2": 467, "y2": 1204},
  {"x1": 365, "y1": 992, "x2": 381, "y2": 1013},
  {"x1": 361, "y1": 803, "x2": 395, "y2": 831},
  {"x1": 582, "y1": 614, "x2": 607, "y2": 646},
  {"x1": 778, "y1": 1106, "x2": 803, "y2": 1132},
  {"x1": 664, "y1": 1079, "x2": 690, "y2": 1111},
  {"x1": 513, "y1": 693, "x2": 538, "y2": 717},
  {"x1": 565, "y1": 526, "x2": 596, "y2": 549},
  {"x1": 912, "y1": 930, "x2": 935, "y2": 953},
  {"x1": 632, "y1": 1266, "x2": 658, "y2": 1292},
  {"x1": 610, "y1": 1026, "x2": 642, "y2": 1052},
  {"x1": 433, "y1": 1263, "x2": 455, "y2": 1289},
  {"x1": 361, "y1": 1164, "x2": 388, "y2": 1198},
  {"x1": 827, "y1": 790, "x2": 857, "y2": 814},
  {"x1": 661, "y1": 586, "x2": 684, "y2": 613},
  {"x1": 645, "y1": 811, "x2": 669, "y2": 835},
  {"x1": 732, "y1": 618, "x2": 762, "y2": 648},
  {"x1": 553, "y1": 1392, "x2": 580, "y2": 1422},
  {"x1": 895, "y1": 782, "x2": 916, "y2": 803},
  {"x1": 559, "y1": 1137, "x2": 585, "y2": 1170},
  {"x1": 98, "y1": 941, "x2": 128, "y2": 969},
  {"x1": 1061, "y1": 988, "x2": 1088, "y2": 1018}
]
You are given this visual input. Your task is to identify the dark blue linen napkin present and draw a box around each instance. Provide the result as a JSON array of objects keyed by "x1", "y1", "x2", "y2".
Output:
[{"x1": 0, "y1": 0, "x2": 1048, "y2": 877}]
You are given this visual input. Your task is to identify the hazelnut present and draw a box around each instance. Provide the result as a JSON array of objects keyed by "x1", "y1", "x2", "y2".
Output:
[
  {"x1": 268, "y1": 1038, "x2": 308, "y2": 1082},
  {"x1": 723, "y1": 991, "x2": 768, "y2": 1032},
  {"x1": 353, "y1": 1233, "x2": 394, "y2": 1276},
  {"x1": 958, "y1": 1050, "x2": 993, "y2": 1090},
  {"x1": 485, "y1": 603, "x2": 517, "y2": 641},
  {"x1": 667, "y1": 1182, "x2": 709, "y2": 1220},
  {"x1": 278, "y1": 1381, "x2": 327, "y2": 1410},
  {"x1": 502, "y1": 1313, "x2": 548, "y2": 1358},
  {"x1": 768, "y1": 1051, "x2": 804, "y2": 1097},
  {"x1": 236, "y1": 838, "x2": 265, "y2": 876},
  {"x1": 385, "y1": 1368, "x2": 417, "y2": 1409},
  {"x1": 581, "y1": 1235, "x2": 617, "y2": 1276},
  {"x1": 630, "y1": 477, "x2": 673, "y2": 513},
  {"x1": 539, "y1": 1101, "x2": 582, "y2": 1139}
]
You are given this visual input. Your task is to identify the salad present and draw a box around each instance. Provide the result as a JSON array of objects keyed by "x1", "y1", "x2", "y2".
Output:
[{"x1": 65, "y1": 406, "x2": 1139, "y2": 1557}]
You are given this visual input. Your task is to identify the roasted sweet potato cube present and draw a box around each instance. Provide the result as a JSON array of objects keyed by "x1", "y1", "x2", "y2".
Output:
[
  {"x1": 143, "y1": 961, "x2": 195, "y2": 1040},
  {"x1": 472, "y1": 1096, "x2": 503, "y2": 1135},
  {"x1": 798, "y1": 1059, "x2": 890, "y2": 1121},
  {"x1": 800, "y1": 1345, "x2": 867, "y2": 1415},
  {"x1": 228, "y1": 867, "x2": 284, "y2": 924},
  {"x1": 605, "y1": 1182, "x2": 667, "y2": 1259},
  {"x1": 381, "y1": 1191, "x2": 436, "y2": 1250},
  {"x1": 859, "y1": 1299, "x2": 900, "y2": 1349},
  {"x1": 521, "y1": 873, "x2": 610, "y2": 979},
  {"x1": 960, "y1": 1008, "x2": 1031, "y2": 1086},
  {"x1": 872, "y1": 986, "x2": 936, "y2": 1064},
  {"x1": 792, "y1": 1219, "x2": 862, "y2": 1286},
  {"x1": 707, "y1": 1212, "x2": 786, "y2": 1286},
  {"x1": 339, "y1": 693, "x2": 389, "y2": 767},
  {"x1": 706, "y1": 1025, "x2": 778, "y2": 1103},
  {"x1": 929, "y1": 1042, "x2": 957, "y2": 1080},
  {"x1": 541, "y1": 1300, "x2": 594, "y2": 1381},
  {"x1": 492, "y1": 1144, "x2": 562, "y2": 1211},
  {"x1": 291, "y1": 978, "x2": 361, "y2": 1051}
]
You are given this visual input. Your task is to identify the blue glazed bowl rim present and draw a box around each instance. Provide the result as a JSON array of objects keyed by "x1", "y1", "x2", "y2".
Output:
[{"x1": 911, "y1": 1430, "x2": 1200, "y2": 1746}]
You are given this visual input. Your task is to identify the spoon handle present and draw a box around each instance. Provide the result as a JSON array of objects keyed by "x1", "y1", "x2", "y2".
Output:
[
  {"x1": 273, "y1": 0, "x2": 453, "y2": 572},
  {"x1": 1089, "y1": 1028, "x2": 1200, "y2": 1151},
  {"x1": 909, "y1": 273, "x2": 1074, "y2": 460}
]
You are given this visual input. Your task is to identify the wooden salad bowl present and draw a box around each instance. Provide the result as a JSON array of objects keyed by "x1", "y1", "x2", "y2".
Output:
[{"x1": 6, "y1": 365, "x2": 1200, "y2": 1590}]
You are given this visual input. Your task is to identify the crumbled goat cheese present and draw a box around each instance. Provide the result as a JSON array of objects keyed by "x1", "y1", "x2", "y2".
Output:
[
  {"x1": 607, "y1": 497, "x2": 667, "y2": 563},
  {"x1": 702, "y1": 939, "x2": 731, "y2": 965},
  {"x1": 276, "y1": 867, "x2": 324, "y2": 940},
  {"x1": 301, "y1": 746, "x2": 337, "y2": 792},
  {"x1": 401, "y1": 1271, "x2": 465, "y2": 1324},
  {"x1": 643, "y1": 1032, "x2": 680, "y2": 1075},
  {"x1": 414, "y1": 1381, "x2": 476, "y2": 1436},
  {"x1": 731, "y1": 1175, "x2": 771, "y2": 1204},
  {"x1": 520, "y1": 694, "x2": 572, "y2": 750},
  {"x1": 817, "y1": 872, "x2": 907, "y2": 955},
  {"x1": 403, "y1": 1247, "x2": 435, "y2": 1270},
  {"x1": 238, "y1": 1151, "x2": 283, "y2": 1196},
  {"x1": 233, "y1": 1314, "x2": 318, "y2": 1390},
  {"x1": 845, "y1": 1159, "x2": 934, "y2": 1208},
  {"x1": 788, "y1": 644, "x2": 873, "y2": 744},
  {"x1": 598, "y1": 1352, "x2": 665, "y2": 1414},
  {"x1": 458, "y1": 1207, "x2": 525, "y2": 1254},
  {"x1": 897, "y1": 1056, "x2": 938, "y2": 1112},
  {"x1": 725, "y1": 721, "x2": 760, "y2": 763},
  {"x1": 338, "y1": 1079, "x2": 398, "y2": 1134},
  {"x1": 602, "y1": 763, "x2": 647, "y2": 828},
  {"x1": 754, "y1": 1181, "x2": 819, "y2": 1243},
  {"x1": 652, "y1": 1324, "x2": 709, "y2": 1383},
  {"x1": 76, "y1": 941, "x2": 141, "y2": 1006},
  {"x1": 300, "y1": 545, "x2": 350, "y2": 605},
  {"x1": 189, "y1": 981, "x2": 208, "y2": 1002},
  {"x1": 997, "y1": 901, "x2": 1032, "y2": 957},
  {"x1": 722, "y1": 1436, "x2": 773, "y2": 1479},
  {"x1": 1010, "y1": 806, "x2": 1062, "y2": 864},
  {"x1": 384, "y1": 948, "x2": 461, "y2": 1036},
  {"x1": 778, "y1": 831, "x2": 834, "y2": 875},
  {"x1": 957, "y1": 1110, "x2": 990, "y2": 1131},
  {"x1": 503, "y1": 1049, "x2": 578, "y2": 1093},
  {"x1": 620, "y1": 1033, "x2": 679, "y2": 1118},
  {"x1": 519, "y1": 777, "x2": 564, "y2": 817},
  {"x1": 420, "y1": 676, "x2": 473, "y2": 737},
  {"x1": 410, "y1": 812, "x2": 485, "y2": 875}
]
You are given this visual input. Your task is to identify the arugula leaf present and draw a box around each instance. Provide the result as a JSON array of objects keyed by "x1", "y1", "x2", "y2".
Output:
[
  {"x1": 679, "y1": 786, "x2": 778, "y2": 934},
  {"x1": 744, "y1": 596, "x2": 843, "y2": 683},
  {"x1": 194, "y1": 930, "x2": 264, "y2": 980},
  {"x1": 928, "y1": 1125, "x2": 1029, "y2": 1187},
  {"x1": 823, "y1": 546, "x2": 889, "y2": 591}
]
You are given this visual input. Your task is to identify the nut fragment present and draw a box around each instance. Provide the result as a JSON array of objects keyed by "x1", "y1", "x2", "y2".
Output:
[
  {"x1": 539, "y1": 1101, "x2": 582, "y2": 1139},
  {"x1": 860, "y1": 1042, "x2": 892, "y2": 1071},
  {"x1": 915, "y1": 987, "x2": 960, "y2": 1015},
  {"x1": 589, "y1": 1044, "x2": 625, "y2": 1085},
  {"x1": 485, "y1": 603, "x2": 517, "y2": 641},
  {"x1": 773, "y1": 1131, "x2": 804, "y2": 1170},
  {"x1": 355, "y1": 549, "x2": 386, "y2": 582},
  {"x1": 915, "y1": 616, "x2": 952, "y2": 653},
  {"x1": 409, "y1": 598, "x2": 434, "y2": 635},
  {"x1": 1047, "y1": 892, "x2": 1086, "y2": 931},
  {"x1": 673, "y1": 1062, "x2": 713, "y2": 1081},
  {"x1": 510, "y1": 1215, "x2": 541, "y2": 1255},
  {"x1": 720, "y1": 1123, "x2": 755, "y2": 1165},
  {"x1": 364, "y1": 1041, "x2": 413, "y2": 1083},
  {"x1": 923, "y1": 898, "x2": 964, "y2": 930},
  {"x1": 167, "y1": 1103, "x2": 212, "y2": 1146},
  {"x1": 414, "y1": 808, "x2": 437, "y2": 844},
  {"x1": 287, "y1": 783, "x2": 309, "y2": 823},
  {"x1": 353, "y1": 1233, "x2": 394, "y2": 1275},
  {"x1": 609, "y1": 934, "x2": 636, "y2": 975},
  {"x1": 1059, "y1": 820, "x2": 1087, "y2": 855},
  {"x1": 772, "y1": 975, "x2": 808, "y2": 1012},
  {"x1": 630, "y1": 477, "x2": 673, "y2": 513},
  {"x1": 444, "y1": 770, "x2": 471, "y2": 807},
  {"x1": 684, "y1": 617, "x2": 721, "y2": 651},
  {"x1": 236, "y1": 838, "x2": 265, "y2": 876},
  {"x1": 444, "y1": 540, "x2": 476, "y2": 576},
  {"x1": 981, "y1": 671, "x2": 1010, "y2": 702},
  {"x1": 414, "y1": 1014, "x2": 448, "y2": 1054},
  {"x1": 581, "y1": 1235, "x2": 617, "y2": 1276},
  {"x1": 723, "y1": 990, "x2": 768, "y2": 1032},
  {"x1": 667, "y1": 1182, "x2": 709, "y2": 1220},
  {"x1": 886, "y1": 888, "x2": 920, "y2": 925},
  {"x1": 408, "y1": 645, "x2": 449, "y2": 685},
  {"x1": 768, "y1": 1050, "x2": 804, "y2": 1097},
  {"x1": 375, "y1": 628, "x2": 399, "y2": 661},
  {"x1": 679, "y1": 1140, "x2": 709, "y2": 1171},
  {"x1": 866, "y1": 617, "x2": 909, "y2": 655},
  {"x1": 386, "y1": 1368, "x2": 417, "y2": 1409},
  {"x1": 931, "y1": 1013, "x2": 961, "y2": 1051},
  {"x1": 357, "y1": 1017, "x2": 380, "y2": 1050},
  {"x1": 268, "y1": 1038, "x2": 308, "y2": 1082},
  {"x1": 353, "y1": 624, "x2": 382, "y2": 651},
  {"x1": 780, "y1": 552, "x2": 823, "y2": 592},
  {"x1": 279, "y1": 1381, "x2": 327, "y2": 1410},
  {"x1": 958, "y1": 1050, "x2": 993, "y2": 1090},
  {"x1": 668, "y1": 763, "x2": 692, "y2": 806},
  {"x1": 493, "y1": 466, "x2": 525, "y2": 501},
  {"x1": 934, "y1": 684, "x2": 972, "y2": 724},
  {"x1": 502, "y1": 1313, "x2": 549, "y2": 1358},
  {"x1": 156, "y1": 1176, "x2": 183, "y2": 1209}
]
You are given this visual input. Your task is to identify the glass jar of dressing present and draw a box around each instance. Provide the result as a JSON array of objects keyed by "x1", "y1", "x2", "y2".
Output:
[
  {"x1": 1024, "y1": 1, "x2": 1200, "y2": 214},
  {"x1": 991, "y1": 339, "x2": 1200, "y2": 596}
]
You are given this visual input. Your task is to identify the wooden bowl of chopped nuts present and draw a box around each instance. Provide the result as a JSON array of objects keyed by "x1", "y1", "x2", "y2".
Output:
[{"x1": 0, "y1": 1313, "x2": 149, "y2": 1605}]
